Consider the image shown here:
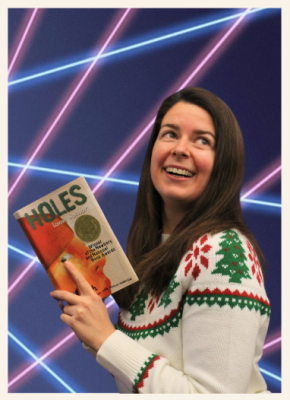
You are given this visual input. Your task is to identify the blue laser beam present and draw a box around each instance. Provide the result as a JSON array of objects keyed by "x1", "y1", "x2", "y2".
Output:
[
  {"x1": 8, "y1": 331, "x2": 76, "y2": 393},
  {"x1": 8, "y1": 244, "x2": 37, "y2": 261},
  {"x1": 240, "y1": 198, "x2": 281, "y2": 208},
  {"x1": 8, "y1": 243, "x2": 116, "y2": 304},
  {"x1": 8, "y1": 162, "x2": 139, "y2": 186},
  {"x1": 8, "y1": 8, "x2": 267, "y2": 88},
  {"x1": 8, "y1": 162, "x2": 281, "y2": 209},
  {"x1": 259, "y1": 367, "x2": 281, "y2": 382}
]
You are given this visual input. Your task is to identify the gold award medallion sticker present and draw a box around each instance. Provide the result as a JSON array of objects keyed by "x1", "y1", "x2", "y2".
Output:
[{"x1": 74, "y1": 215, "x2": 101, "y2": 242}]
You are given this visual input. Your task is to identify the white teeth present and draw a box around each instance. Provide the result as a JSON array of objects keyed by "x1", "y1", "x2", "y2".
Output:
[{"x1": 165, "y1": 167, "x2": 193, "y2": 177}]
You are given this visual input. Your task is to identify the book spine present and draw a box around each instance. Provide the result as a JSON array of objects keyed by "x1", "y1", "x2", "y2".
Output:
[{"x1": 16, "y1": 218, "x2": 47, "y2": 269}]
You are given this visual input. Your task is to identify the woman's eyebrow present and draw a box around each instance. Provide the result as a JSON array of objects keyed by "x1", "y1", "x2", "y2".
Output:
[
  {"x1": 194, "y1": 129, "x2": 216, "y2": 139},
  {"x1": 160, "y1": 124, "x2": 215, "y2": 140},
  {"x1": 160, "y1": 123, "x2": 179, "y2": 130}
]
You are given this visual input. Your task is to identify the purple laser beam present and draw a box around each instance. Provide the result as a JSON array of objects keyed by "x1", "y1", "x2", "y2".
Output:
[
  {"x1": 9, "y1": 7, "x2": 276, "y2": 390},
  {"x1": 8, "y1": 300, "x2": 115, "y2": 389},
  {"x1": 9, "y1": 8, "x2": 253, "y2": 292},
  {"x1": 8, "y1": 9, "x2": 38, "y2": 77},
  {"x1": 263, "y1": 337, "x2": 281, "y2": 350},
  {"x1": 92, "y1": 8, "x2": 251, "y2": 194},
  {"x1": 8, "y1": 258, "x2": 38, "y2": 295},
  {"x1": 8, "y1": 8, "x2": 131, "y2": 199},
  {"x1": 9, "y1": 298, "x2": 278, "y2": 389},
  {"x1": 178, "y1": 8, "x2": 251, "y2": 89},
  {"x1": 8, "y1": 332, "x2": 75, "y2": 389},
  {"x1": 241, "y1": 165, "x2": 281, "y2": 199}
]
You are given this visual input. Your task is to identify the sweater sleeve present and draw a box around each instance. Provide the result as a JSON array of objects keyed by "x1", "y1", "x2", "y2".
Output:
[{"x1": 95, "y1": 230, "x2": 271, "y2": 393}]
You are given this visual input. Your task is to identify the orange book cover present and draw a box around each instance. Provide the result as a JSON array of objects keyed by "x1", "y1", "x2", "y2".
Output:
[{"x1": 13, "y1": 176, "x2": 138, "y2": 298}]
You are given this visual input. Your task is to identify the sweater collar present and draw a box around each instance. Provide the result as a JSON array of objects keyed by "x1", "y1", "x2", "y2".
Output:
[{"x1": 161, "y1": 233, "x2": 170, "y2": 244}]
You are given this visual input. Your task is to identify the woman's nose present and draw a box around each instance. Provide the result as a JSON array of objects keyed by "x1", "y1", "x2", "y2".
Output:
[{"x1": 171, "y1": 139, "x2": 190, "y2": 158}]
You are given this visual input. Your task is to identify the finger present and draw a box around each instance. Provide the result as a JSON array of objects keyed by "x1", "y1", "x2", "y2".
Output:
[
  {"x1": 62, "y1": 304, "x2": 75, "y2": 316},
  {"x1": 50, "y1": 290, "x2": 79, "y2": 305},
  {"x1": 58, "y1": 300, "x2": 64, "y2": 312},
  {"x1": 60, "y1": 312, "x2": 73, "y2": 327},
  {"x1": 59, "y1": 314, "x2": 82, "y2": 343},
  {"x1": 64, "y1": 261, "x2": 94, "y2": 296}
]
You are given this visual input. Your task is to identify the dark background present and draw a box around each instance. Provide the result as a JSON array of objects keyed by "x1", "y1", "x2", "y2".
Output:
[{"x1": 8, "y1": 8, "x2": 281, "y2": 393}]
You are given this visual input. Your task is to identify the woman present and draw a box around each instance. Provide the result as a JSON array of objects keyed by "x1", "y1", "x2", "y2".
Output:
[{"x1": 50, "y1": 87, "x2": 271, "y2": 393}]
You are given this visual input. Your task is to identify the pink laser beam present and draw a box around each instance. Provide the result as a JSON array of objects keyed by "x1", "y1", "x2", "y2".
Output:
[
  {"x1": 8, "y1": 9, "x2": 38, "y2": 77},
  {"x1": 262, "y1": 330, "x2": 281, "y2": 356},
  {"x1": 8, "y1": 9, "x2": 251, "y2": 293},
  {"x1": 263, "y1": 336, "x2": 281, "y2": 350},
  {"x1": 7, "y1": 5, "x2": 269, "y2": 381},
  {"x1": 8, "y1": 8, "x2": 278, "y2": 388},
  {"x1": 8, "y1": 300, "x2": 116, "y2": 389},
  {"x1": 92, "y1": 8, "x2": 251, "y2": 194},
  {"x1": 8, "y1": 258, "x2": 38, "y2": 295},
  {"x1": 178, "y1": 8, "x2": 251, "y2": 89},
  {"x1": 92, "y1": 117, "x2": 155, "y2": 194},
  {"x1": 8, "y1": 8, "x2": 270, "y2": 298},
  {"x1": 241, "y1": 165, "x2": 281, "y2": 199},
  {"x1": 8, "y1": 332, "x2": 75, "y2": 389},
  {"x1": 8, "y1": 8, "x2": 131, "y2": 200}
]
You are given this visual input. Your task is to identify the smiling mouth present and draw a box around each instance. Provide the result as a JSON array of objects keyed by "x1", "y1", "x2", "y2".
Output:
[{"x1": 165, "y1": 167, "x2": 194, "y2": 177}]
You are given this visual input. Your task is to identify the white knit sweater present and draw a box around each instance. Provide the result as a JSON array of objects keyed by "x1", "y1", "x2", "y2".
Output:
[{"x1": 86, "y1": 229, "x2": 271, "y2": 393}]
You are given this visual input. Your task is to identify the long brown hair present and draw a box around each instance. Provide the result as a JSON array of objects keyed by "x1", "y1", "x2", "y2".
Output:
[{"x1": 113, "y1": 87, "x2": 266, "y2": 309}]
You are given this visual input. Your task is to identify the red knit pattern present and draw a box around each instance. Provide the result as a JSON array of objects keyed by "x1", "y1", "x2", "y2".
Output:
[
  {"x1": 118, "y1": 301, "x2": 183, "y2": 331},
  {"x1": 187, "y1": 287, "x2": 270, "y2": 306},
  {"x1": 147, "y1": 295, "x2": 160, "y2": 314},
  {"x1": 184, "y1": 235, "x2": 212, "y2": 279},
  {"x1": 246, "y1": 240, "x2": 263, "y2": 285},
  {"x1": 136, "y1": 356, "x2": 161, "y2": 392},
  {"x1": 200, "y1": 234, "x2": 208, "y2": 245},
  {"x1": 192, "y1": 264, "x2": 201, "y2": 280},
  {"x1": 184, "y1": 260, "x2": 192, "y2": 276}
]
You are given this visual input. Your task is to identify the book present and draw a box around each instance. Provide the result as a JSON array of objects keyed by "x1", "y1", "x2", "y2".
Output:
[{"x1": 13, "y1": 176, "x2": 138, "y2": 298}]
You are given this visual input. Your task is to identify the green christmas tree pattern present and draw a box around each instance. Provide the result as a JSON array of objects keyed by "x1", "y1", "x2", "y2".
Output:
[
  {"x1": 212, "y1": 230, "x2": 252, "y2": 284},
  {"x1": 147, "y1": 275, "x2": 180, "y2": 313},
  {"x1": 129, "y1": 275, "x2": 181, "y2": 318},
  {"x1": 129, "y1": 289, "x2": 149, "y2": 321},
  {"x1": 158, "y1": 275, "x2": 180, "y2": 309}
]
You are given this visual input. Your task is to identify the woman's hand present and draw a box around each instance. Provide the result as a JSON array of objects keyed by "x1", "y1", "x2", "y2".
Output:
[{"x1": 50, "y1": 261, "x2": 115, "y2": 353}]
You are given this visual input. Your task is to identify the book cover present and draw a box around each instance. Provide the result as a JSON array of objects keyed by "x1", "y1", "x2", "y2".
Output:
[{"x1": 13, "y1": 176, "x2": 138, "y2": 298}]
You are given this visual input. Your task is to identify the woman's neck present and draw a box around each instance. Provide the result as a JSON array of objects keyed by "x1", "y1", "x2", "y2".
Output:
[{"x1": 162, "y1": 204, "x2": 186, "y2": 234}]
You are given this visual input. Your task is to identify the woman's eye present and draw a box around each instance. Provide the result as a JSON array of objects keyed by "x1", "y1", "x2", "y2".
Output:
[
  {"x1": 197, "y1": 137, "x2": 210, "y2": 145},
  {"x1": 164, "y1": 131, "x2": 176, "y2": 138}
]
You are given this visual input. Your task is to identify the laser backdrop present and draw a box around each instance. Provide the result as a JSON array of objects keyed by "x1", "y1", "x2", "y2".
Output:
[{"x1": 8, "y1": 8, "x2": 281, "y2": 393}]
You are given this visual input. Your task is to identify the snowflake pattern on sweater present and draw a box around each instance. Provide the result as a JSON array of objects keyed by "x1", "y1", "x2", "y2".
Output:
[
  {"x1": 184, "y1": 234, "x2": 212, "y2": 279},
  {"x1": 97, "y1": 230, "x2": 271, "y2": 394}
]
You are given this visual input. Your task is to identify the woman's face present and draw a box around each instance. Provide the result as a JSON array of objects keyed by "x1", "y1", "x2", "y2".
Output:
[{"x1": 150, "y1": 101, "x2": 216, "y2": 212}]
